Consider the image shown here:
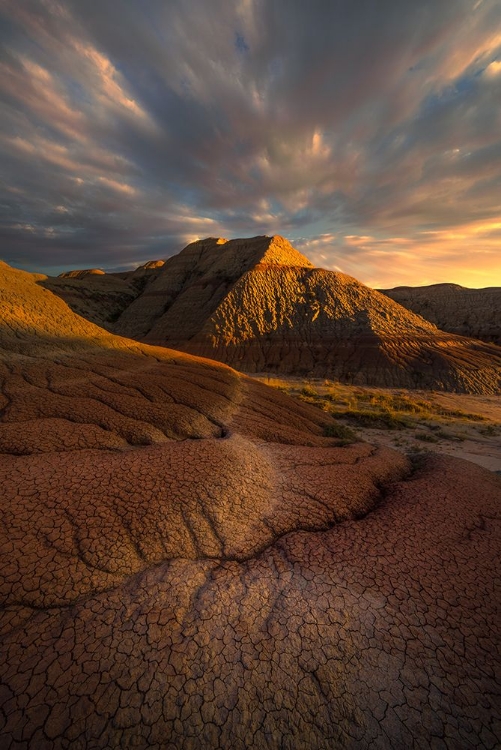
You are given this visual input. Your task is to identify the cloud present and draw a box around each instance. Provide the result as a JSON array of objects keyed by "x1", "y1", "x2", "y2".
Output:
[
  {"x1": 0, "y1": 0, "x2": 500, "y2": 285},
  {"x1": 295, "y1": 222, "x2": 501, "y2": 289}
]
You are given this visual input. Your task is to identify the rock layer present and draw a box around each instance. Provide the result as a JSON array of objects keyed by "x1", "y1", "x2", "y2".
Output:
[
  {"x1": 381, "y1": 283, "x2": 501, "y2": 346},
  {"x1": 0, "y1": 260, "x2": 500, "y2": 749},
  {"x1": 114, "y1": 236, "x2": 501, "y2": 394}
]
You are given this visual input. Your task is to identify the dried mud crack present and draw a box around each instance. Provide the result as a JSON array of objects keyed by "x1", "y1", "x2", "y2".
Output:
[
  {"x1": 1, "y1": 433, "x2": 500, "y2": 750},
  {"x1": 0, "y1": 260, "x2": 500, "y2": 749}
]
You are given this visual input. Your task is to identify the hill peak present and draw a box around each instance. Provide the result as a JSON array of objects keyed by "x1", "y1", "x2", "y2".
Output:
[
  {"x1": 137, "y1": 260, "x2": 165, "y2": 271},
  {"x1": 177, "y1": 235, "x2": 313, "y2": 274}
]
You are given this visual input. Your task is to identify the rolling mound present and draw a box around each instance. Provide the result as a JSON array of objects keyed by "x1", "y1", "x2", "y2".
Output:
[
  {"x1": 41, "y1": 261, "x2": 166, "y2": 330},
  {"x1": 58, "y1": 268, "x2": 106, "y2": 279},
  {"x1": 381, "y1": 283, "x2": 501, "y2": 346},
  {"x1": 0, "y1": 260, "x2": 500, "y2": 748},
  {"x1": 114, "y1": 236, "x2": 501, "y2": 393}
]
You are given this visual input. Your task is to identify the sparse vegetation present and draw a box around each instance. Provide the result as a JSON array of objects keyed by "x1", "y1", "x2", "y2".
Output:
[
  {"x1": 322, "y1": 422, "x2": 358, "y2": 443},
  {"x1": 258, "y1": 376, "x2": 501, "y2": 469},
  {"x1": 265, "y1": 378, "x2": 488, "y2": 431},
  {"x1": 415, "y1": 432, "x2": 439, "y2": 443},
  {"x1": 480, "y1": 424, "x2": 500, "y2": 436},
  {"x1": 435, "y1": 428, "x2": 453, "y2": 439}
]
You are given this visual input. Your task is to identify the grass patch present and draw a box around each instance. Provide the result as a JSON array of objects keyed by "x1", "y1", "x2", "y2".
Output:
[
  {"x1": 323, "y1": 422, "x2": 358, "y2": 443},
  {"x1": 264, "y1": 377, "x2": 490, "y2": 432},
  {"x1": 300, "y1": 385, "x2": 319, "y2": 398},
  {"x1": 335, "y1": 408, "x2": 411, "y2": 430}
]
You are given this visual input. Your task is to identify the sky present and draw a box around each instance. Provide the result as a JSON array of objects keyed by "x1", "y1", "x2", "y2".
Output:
[{"x1": 0, "y1": 0, "x2": 500, "y2": 288}]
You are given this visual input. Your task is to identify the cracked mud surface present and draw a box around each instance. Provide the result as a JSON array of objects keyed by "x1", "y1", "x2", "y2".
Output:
[{"x1": 1, "y1": 261, "x2": 500, "y2": 748}]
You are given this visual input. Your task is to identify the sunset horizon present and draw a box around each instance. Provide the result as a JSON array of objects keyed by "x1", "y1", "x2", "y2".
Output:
[
  {"x1": 5, "y1": 230, "x2": 501, "y2": 291},
  {"x1": 1, "y1": 0, "x2": 500, "y2": 288}
]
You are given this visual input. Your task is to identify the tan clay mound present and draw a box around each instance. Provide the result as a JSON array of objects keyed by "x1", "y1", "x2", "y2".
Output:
[
  {"x1": 44, "y1": 260, "x2": 168, "y2": 329},
  {"x1": 114, "y1": 236, "x2": 501, "y2": 394},
  {"x1": 111, "y1": 259, "x2": 166, "y2": 288},
  {"x1": 41, "y1": 274, "x2": 137, "y2": 331},
  {"x1": 58, "y1": 268, "x2": 105, "y2": 279},
  {"x1": 381, "y1": 282, "x2": 501, "y2": 346},
  {"x1": 0, "y1": 261, "x2": 500, "y2": 748},
  {"x1": 114, "y1": 235, "x2": 313, "y2": 340},
  {"x1": 133, "y1": 259, "x2": 165, "y2": 271}
]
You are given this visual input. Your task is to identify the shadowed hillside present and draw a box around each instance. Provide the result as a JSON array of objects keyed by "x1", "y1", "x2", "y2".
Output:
[
  {"x1": 0, "y1": 260, "x2": 500, "y2": 749},
  {"x1": 40, "y1": 261, "x2": 166, "y2": 329},
  {"x1": 381, "y1": 282, "x2": 501, "y2": 346},
  {"x1": 113, "y1": 235, "x2": 501, "y2": 394}
]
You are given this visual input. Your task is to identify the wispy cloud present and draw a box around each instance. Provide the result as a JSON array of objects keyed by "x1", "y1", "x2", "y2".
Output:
[{"x1": 0, "y1": 0, "x2": 500, "y2": 285}]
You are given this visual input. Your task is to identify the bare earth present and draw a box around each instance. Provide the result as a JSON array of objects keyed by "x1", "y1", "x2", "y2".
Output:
[
  {"x1": 357, "y1": 411, "x2": 501, "y2": 473},
  {"x1": 0, "y1": 262, "x2": 500, "y2": 749}
]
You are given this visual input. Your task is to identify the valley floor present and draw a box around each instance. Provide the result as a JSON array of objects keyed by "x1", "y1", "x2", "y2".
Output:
[{"x1": 250, "y1": 374, "x2": 501, "y2": 473}]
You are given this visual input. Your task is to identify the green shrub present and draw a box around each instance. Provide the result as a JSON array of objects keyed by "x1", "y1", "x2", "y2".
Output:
[
  {"x1": 323, "y1": 422, "x2": 358, "y2": 442},
  {"x1": 415, "y1": 432, "x2": 439, "y2": 443},
  {"x1": 338, "y1": 408, "x2": 411, "y2": 430},
  {"x1": 300, "y1": 385, "x2": 319, "y2": 398}
]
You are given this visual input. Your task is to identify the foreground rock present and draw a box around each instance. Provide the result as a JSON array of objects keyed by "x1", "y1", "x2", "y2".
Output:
[
  {"x1": 381, "y1": 283, "x2": 501, "y2": 346},
  {"x1": 0, "y1": 261, "x2": 500, "y2": 748},
  {"x1": 114, "y1": 236, "x2": 501, "y2": 394}
]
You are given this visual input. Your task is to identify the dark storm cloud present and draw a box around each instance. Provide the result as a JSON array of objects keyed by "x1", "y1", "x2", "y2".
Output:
[{"x1": 0, "y1": 0, "x2": 500, "y2": 284}]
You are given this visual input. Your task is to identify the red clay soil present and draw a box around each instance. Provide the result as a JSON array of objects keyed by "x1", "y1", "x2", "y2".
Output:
[{"x1": 0, "y1": 261, "x2": 500, "y2": 749}]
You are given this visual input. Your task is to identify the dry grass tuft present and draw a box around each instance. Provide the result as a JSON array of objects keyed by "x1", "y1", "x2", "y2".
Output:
[{"x1": 263, "y1": 377, "x2": 491, "y2": 437}]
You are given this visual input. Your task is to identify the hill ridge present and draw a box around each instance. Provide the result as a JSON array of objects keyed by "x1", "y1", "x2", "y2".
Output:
[
  {"x1": 22, "y1": 236, "x2": 501, "y2": 393},
  {"x1": 111, "y1": 235, "x2": 501, "y2": 393},
  {"x1": 114, "y1": 235, "x2": 312, "y2": 341},
  {"x1": 382, "y1": 283, "x2": 501, "y2": 346}
]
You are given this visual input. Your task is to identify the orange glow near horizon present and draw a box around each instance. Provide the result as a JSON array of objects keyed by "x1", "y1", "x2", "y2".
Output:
[{"x1": 297, "y1": 223, "x2": 501, "y2": 289}]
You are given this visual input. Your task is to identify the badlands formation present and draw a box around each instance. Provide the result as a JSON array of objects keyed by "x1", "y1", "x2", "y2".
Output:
[
  {"x1": 41, "y1": 260, "x2": 165, "y2": 330},
  {"x1": 382, "y1": 283, "x2": 501, "y2": 346},
  {"x1": 110, "y1": 236, "x2": 501, "y2": 394},
  {"x1": 0, "y1": 259, "x2": 500, "y2": 748}
]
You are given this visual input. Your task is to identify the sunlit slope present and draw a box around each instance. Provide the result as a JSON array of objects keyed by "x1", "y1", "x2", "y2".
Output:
[
  {"x1": 39, "y1": 260, "x2": 166, "y2": 330},
  {"x1": 0, "y1": 261, "x2": 124, "y2": 355},
  {"x1": 0, "y1": 260, "x2": 333, "y2": 449},
  {"x1": 114, "y1": 235, "x2": 313, "y2": 340},
  {"x1": 114, "y1": 237, "x2": 501, "y2": 393}
]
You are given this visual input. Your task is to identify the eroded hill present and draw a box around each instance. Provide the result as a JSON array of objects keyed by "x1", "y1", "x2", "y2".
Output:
[
  {"x1": 113, "y1": 235, "x2": 501, "y2": 394},
  {"x1": 0, "y1": 260, "x2": 500, "y2": 749},
  {"x1": 381, "y1": 282, "x2": 501, "y2": 346},
  {"x1": 40, "y1": 260, "x2": 165, "y2": 330}
]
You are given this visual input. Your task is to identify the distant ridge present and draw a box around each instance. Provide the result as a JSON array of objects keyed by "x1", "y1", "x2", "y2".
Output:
[
  {"x1": 58, "y1": 268, "x2": 105, "y2": 279},
  {"x1": 112, "y1": 235, "x2": 501, "y2": 394},
  {"x1": 381, "y1": 283, "x2": 501, "y2": 346}
]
